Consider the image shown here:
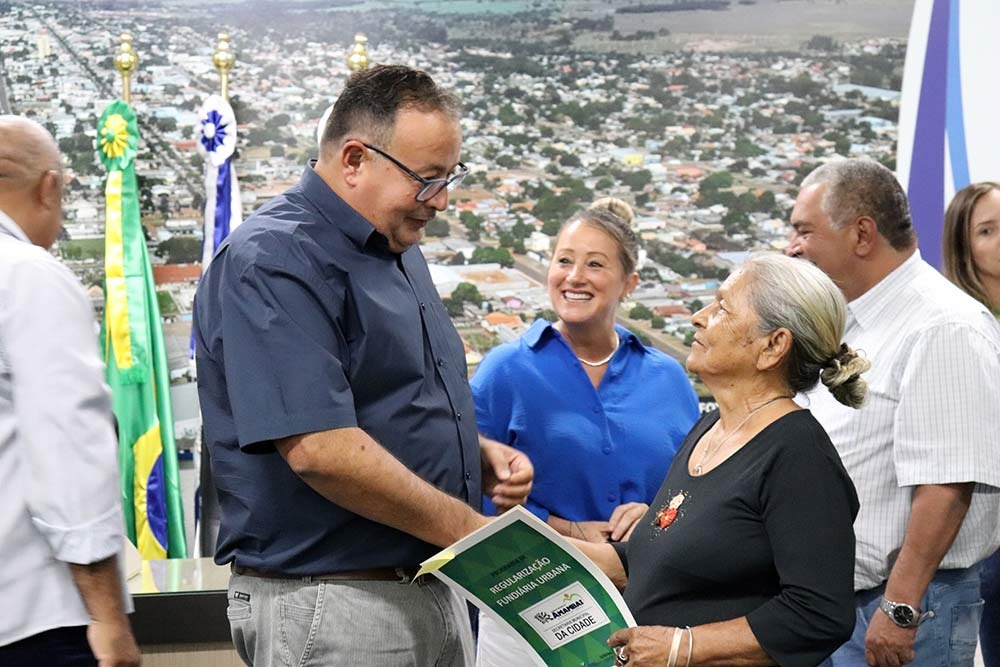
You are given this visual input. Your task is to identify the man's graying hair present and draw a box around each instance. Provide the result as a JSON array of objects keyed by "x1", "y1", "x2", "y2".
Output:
[
  {"x1": 801, "y1": 159, "x2": 916, "y2": 251},
  {"x1": 320, "y1": 65, "x2": 461, "y2": 152}
]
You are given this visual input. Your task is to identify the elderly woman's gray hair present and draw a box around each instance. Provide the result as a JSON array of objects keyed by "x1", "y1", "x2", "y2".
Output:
[{"x1": 743, "y1": 254, "x2": 870, "y2": 408}]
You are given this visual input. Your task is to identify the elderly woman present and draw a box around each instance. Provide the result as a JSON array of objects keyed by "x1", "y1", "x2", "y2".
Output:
[
  {"x1": 577, "y1": 253, "x2": 867, "y2": 667},
  {"x1": 944, "y1": 182, "x2": 1000, "y2": 665},
  {"x1": 471, "y1": 199, "x2": 699, "y2": 666}
]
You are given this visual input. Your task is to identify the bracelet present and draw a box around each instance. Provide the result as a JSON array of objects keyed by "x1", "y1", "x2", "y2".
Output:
[
  {"x1": 667, "y1": 626, "x2": 683, "y2": 667},
  {"x1": 684, "y1": 626, "x2": 693, "y2": 667}
]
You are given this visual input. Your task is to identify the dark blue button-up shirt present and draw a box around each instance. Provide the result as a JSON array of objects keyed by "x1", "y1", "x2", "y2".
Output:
[{"x1": 194, "y1": 164, "x2": 481, "y2": 574}]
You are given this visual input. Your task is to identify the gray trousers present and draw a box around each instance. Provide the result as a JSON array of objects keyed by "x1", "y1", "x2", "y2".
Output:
[{"x1": 226, "y1": 572, "x2": 474, "y2": 667}]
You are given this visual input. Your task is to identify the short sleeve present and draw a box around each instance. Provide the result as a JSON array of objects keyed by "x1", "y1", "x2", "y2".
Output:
[
  {"x1": 894, "y1": 322, "x2": 1000, "y2": 488},
  {"x1": 746, "y1": 423, "x2": 859, "y2": 667},
  {"x1": 219, "y1": 259, "x2": 358, "y2": 448}
]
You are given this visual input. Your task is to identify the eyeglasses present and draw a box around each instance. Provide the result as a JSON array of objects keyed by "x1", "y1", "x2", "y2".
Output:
[{"x1": 362, "y1": 143, "x2": 468, "y2": 202}]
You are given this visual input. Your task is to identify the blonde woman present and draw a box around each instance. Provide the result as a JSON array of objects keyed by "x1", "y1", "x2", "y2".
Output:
[{"x1": 471, "y1": 200, "x2": 698, "y2": 666}]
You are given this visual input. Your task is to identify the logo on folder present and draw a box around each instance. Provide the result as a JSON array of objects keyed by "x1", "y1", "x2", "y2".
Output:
[{"x1": 518, "y1": 582, "x2": 610, "y2": 650}]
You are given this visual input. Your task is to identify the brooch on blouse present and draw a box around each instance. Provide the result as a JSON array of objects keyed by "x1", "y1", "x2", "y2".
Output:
[{"x1": 653, "y1": 491, "x2": 688, "y2": 531}]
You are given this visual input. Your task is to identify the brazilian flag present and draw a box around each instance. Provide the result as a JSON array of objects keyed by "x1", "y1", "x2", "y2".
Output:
[{"x1": 98, "y1": 100, "x2": 186, "y2": 559}]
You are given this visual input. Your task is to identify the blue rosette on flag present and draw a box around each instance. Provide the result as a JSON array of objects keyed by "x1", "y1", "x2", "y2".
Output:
[{"x1": 197, "y1": 94, "x2": 242, "y2": 268}]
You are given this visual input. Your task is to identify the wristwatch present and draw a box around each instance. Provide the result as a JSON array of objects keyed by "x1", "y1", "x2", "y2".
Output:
[{"x1": 879, "y1": 597, "x2": 923, "y2": 628}]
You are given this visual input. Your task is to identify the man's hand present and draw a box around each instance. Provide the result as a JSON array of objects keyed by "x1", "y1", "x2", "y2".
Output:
[
  {"x1": 68, "y1": 558, "x2": 140, "y2": 667},
  {"x1": 865, "y1": 610, "x2": 917, "y2": 667},
  {"x1": 608, "y1": 502, "x2": 648, "y2": 542},
  {"x1": 480, "y1": 437, "x2": 533, "y2": 512},
  {"x1": 87, "y1": 618, "x2": 141, "y2": 667},
  {"x1": 863, "y1": 483, "x2": 973, "y2": 666}
]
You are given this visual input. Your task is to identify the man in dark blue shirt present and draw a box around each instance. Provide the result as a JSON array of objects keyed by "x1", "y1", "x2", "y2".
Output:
[{"x1": 194, "y1": 65, "x2": 533, "y2": 666}]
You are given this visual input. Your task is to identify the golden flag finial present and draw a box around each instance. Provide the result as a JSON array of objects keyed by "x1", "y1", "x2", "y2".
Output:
[
  {"x1": 213, "y1": 32, "x2": 236, "y2": 100},
  {"x1": 113, "y1": 32, "x2": 138, "y2": 104},
  {"x1": 347, "y1": 33, "x2": 369, "y2": 72}
]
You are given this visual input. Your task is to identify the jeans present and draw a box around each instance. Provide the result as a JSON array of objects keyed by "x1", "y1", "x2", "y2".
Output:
[
  {"x1": 829, "y1": 566, "x2": 984, "y2": 667},
  {"x1": 227, "y1": 572, "x2": 475, "y2": 667},
  {"x1": 980, "y1": 549, "x2": 1000, "y2": 666},
  {"x1": 0, "y1": 625, "x2": 97, "y2": 667}
]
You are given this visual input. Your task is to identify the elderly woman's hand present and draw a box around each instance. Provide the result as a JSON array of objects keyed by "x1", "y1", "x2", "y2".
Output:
[
  {"x1": 608, "y1": 502, "x2": 648, "y2": 541},
  {"x1": 573, "y1": 520, "x2": 612, "y2": 543},
  {"x1": 608, "y1": 626, "x2": 685, "y2": 666}
]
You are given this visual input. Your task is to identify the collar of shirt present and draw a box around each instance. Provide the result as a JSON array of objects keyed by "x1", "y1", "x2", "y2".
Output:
[
  {"x1": 522, "y1": 318, "x2": 648, "y2": 354},
  {"x1": 847, "y1": 249, "x2": 922, "y2": 331},
  {"x1": 0, "y1": 209, "x2": 30, "y2": 244},
  {"x1": 298, "y1": 160, "x2": 394, "y2": 253}
]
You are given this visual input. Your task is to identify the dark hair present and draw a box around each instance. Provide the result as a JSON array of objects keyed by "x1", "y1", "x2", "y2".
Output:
[
  {"x1": 556, "y1": 198, "x2": 640, "y2": 276},
  {"x1": 943, "y1": 181, "x2": 1000, "y2": 311},
  {"x1": 320, "y1": 65, "x2": 461, "y2": 151},
  {"x1": 801, "y1": 159, "x2": 916, "y2": 251}
]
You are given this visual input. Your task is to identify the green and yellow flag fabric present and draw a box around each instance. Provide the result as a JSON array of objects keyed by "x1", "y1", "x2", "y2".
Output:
[{"x1": 98, "y1": 100, "x2": 187, "y2": 559}]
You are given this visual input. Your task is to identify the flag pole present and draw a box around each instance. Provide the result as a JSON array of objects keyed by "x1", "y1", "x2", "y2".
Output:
[
  {"x1": 213, "y1": 32, "x2": 235, "y2": 101},
  {"x1": 100, "y1": 32, "x2": 188, "y2": 559},
  {"x1": 113, "y1": 32, "x2": 137, "y2": 104}
]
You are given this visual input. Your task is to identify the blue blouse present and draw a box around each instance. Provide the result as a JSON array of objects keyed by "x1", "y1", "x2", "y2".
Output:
[{"x1": 471, "y1": 319, "x2": 699, "y2": 522}]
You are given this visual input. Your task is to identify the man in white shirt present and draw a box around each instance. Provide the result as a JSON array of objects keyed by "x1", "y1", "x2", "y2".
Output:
[
  {"x1": 788, "y1": 158, "x2": 1000, "y2": 667},
  {"x1": 0, "y1": 116, "x2": 140, "y2": 667}
]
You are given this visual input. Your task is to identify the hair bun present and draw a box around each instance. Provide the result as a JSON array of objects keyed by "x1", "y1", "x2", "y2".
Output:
[
  {"x1": 820, "y1": 344, "x2": 871, "y2": 409},
  {"x1": 589, "y1": 197, "x2": 635, "y2": 225}
]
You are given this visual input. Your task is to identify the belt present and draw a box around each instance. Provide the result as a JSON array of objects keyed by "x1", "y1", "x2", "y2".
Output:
[{"x1": 232, "y1": 564, "x2": 420, "y2": 583}]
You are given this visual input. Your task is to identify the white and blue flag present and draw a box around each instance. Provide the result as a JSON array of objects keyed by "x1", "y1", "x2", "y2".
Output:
[
  {"x1": 198, "y1": 94, "x2": 242, "y2": 269},
  {"x1": 193, "y1": 95, "x2": 244, "y2": 556}
]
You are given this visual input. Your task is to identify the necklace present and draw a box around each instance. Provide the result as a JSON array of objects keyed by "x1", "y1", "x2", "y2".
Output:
[
  {"x1": 692, "y1": 395, "x2": 789, "y2": 475},
  {"x1": 576, "y1": 332, "x2": 620, "y2": 367}
]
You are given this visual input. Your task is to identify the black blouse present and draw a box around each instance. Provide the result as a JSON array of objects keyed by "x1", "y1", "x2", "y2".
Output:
[{"x1": 615, "y1": 409, "x2": 859, "y2": 667}]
